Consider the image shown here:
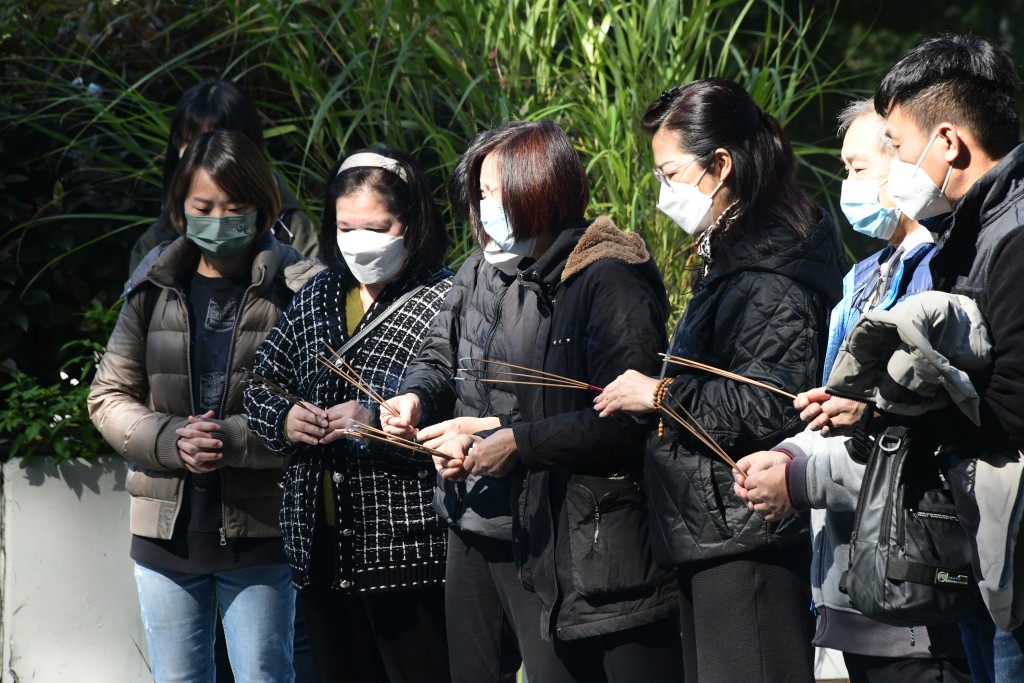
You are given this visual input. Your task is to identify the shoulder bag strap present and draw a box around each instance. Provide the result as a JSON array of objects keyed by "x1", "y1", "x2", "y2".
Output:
[{"x1": 304, "y1": 271, "x2": 445, "y2": 394}]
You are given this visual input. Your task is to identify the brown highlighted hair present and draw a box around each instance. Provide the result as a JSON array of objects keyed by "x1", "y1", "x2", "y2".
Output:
[
  {"x1": 454, "y1": 119, "x2": 589, "y2": 244},
  {"x1": 166, "y1": 129, "x2": 281, "y2": 238}
]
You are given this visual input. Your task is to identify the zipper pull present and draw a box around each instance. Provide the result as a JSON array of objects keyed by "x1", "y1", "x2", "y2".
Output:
[
  {"x1": 219, "y1": 526, "x2": 228, "y2": 546},
  {"x1": 593, "y1": 506, "x2": 601, "y2": 545}
]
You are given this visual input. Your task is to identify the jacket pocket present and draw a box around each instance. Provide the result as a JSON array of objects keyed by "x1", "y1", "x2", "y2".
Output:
[{"x1": 566, "y1": 474, "x2": 656, "y2": 597}]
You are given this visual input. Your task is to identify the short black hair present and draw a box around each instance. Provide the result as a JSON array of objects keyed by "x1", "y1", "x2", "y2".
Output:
[
  {"x1": 874, "y1": 33, "x2": 1020, "y2": 158},
  {"x1": 162, "y1": 80, "x2": 264, "y2": 190},
  {"x1": 166, "y1": 130, "x2": 280, "y2": 238},
  {"x1": 319, "y1": 147, "x2": 447, "y2": 285},
  {"x1": 454, "y1": 119, "x2": 590, "y2": 245}
]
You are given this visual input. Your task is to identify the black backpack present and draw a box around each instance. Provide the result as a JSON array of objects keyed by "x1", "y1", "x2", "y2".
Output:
[{"x1": 844, "y1": 424, "x2": 983, "y2": 626}]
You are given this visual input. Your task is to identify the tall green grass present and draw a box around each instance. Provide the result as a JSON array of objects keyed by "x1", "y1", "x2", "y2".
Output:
[{"x1": 0, "y1": 0, "x2": 847, "y2": 382}]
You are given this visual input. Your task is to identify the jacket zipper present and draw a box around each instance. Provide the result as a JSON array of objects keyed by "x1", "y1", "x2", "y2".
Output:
[
  {"x1": 214, "y1": 269, "x2": 259, "y2": 547},
  {"x1": 573, "y1": 483, "x2": 601, "y2": 544},
  {"x1": 166, "y1": 285, "x2": 193, "y2": 534}
]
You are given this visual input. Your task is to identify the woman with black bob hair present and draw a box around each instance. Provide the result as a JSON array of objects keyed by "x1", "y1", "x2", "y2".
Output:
[
  {"x1": 244, "y1": 147, "x2": 453, "y2": 682},
  {"x1": 428, "y1": 119, "x2": 682, "y2": 681},
  {"x1": 129, "y1": 79, "x2": 317, "y2": 272},
  {"x1": 90, "y1": 129, "x2": 322, "y2": 682},
  {"x1": 596, "y1": 78, "x2": 846, "y2": 682}
]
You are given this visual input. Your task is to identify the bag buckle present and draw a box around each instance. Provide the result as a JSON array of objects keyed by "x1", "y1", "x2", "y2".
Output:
[{"x1": 878, "y1": 433, "x2": 903, "y2": 454}]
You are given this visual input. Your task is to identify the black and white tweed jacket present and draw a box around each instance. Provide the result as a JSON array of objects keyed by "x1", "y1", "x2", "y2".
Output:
[{"x1": 245, "y1": 267, "x2": 453, "y2": 591}]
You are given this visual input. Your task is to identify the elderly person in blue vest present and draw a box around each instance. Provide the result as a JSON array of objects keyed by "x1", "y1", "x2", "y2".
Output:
[{"x1": 733, "y1": 99, "x2": 971, "y2": 683}]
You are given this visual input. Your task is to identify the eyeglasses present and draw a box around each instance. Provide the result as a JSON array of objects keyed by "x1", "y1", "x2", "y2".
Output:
[{"x1": 652, "y1": 156, "x2": 702, "y2": 187}]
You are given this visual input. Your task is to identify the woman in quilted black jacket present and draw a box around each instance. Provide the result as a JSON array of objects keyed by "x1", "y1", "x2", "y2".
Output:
[{"x1": 595, "y1": 78, "x2": 846, "y2": 682}]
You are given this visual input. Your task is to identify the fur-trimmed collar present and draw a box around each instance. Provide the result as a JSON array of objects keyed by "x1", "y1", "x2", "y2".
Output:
[{"x1": 561, "y1": 215, "x2": 650, "y2": 282}]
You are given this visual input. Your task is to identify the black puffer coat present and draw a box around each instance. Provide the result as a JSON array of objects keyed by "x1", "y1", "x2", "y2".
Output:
[
  {"x1": 506, "y1": 216, "x2": 678, "y2": 641},
  {"x1": 646, "y1": 213, "x2": 845, "y2": 566},
  {"x1": 400, "y1": 249, "x2": 520, "y2": 539}
]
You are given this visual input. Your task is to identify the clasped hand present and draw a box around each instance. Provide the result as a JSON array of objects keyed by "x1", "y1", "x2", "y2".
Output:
[
  {"x1": 732, "y1": 451, "x2": 793, "y2": 521},
  {"x1": 285, "y1": 400, "x2": 369, "y2": 446},
  {"x1": 433, "y1": 429, "x2": 519, "y2": 481},
  {"x1": 176, "y1": 410, "x2": 224, "y2": 474}
]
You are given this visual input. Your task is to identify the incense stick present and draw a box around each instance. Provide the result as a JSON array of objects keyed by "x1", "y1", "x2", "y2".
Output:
[
  {"x1": 243, "y1": 368, "x2": 308, "y2": 408},
  {"x1": 458, "y1": 358, "x2": 604, "y2": 391},
  {"x1": 660, "y1": 354, "x2": 798, "y2": 401},
  {"x1": 342, "y1": 421, "x2": 451, "y2": 460},
  {"x1": 659, "y1": 393, "x2": 739, "y2": 470},
  {"x1": 316, "y1": 341, "x2": 395, "y2": 416}
]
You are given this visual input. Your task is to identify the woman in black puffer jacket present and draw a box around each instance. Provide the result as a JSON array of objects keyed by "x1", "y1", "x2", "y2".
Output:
[{"x1": 596, "y1": 78, "x2": 846, "y2": 683}]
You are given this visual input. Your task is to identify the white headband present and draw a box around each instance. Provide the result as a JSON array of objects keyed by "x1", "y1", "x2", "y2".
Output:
[{"x1": 337, "y1": 152, "x2": 408, "y2": 182}]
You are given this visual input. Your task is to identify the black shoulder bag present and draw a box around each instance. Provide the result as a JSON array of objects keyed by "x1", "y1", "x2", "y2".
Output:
[{"x1": 844, "y1": 424, "x2": 983, "y2": 626}]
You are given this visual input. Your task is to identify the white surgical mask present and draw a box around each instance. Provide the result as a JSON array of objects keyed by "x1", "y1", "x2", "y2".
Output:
[
  {"x1": 482, "y1": 240, "x2": 522, "y2": 276},
  {"x1": 336, "y1": 229, "x2": 408, "y2": 285},
  {"x1": 840, "y1": 177, "x2": 900, "y2": 240},
  {"x1": 886, "y1": 133, "x2": 953, "y2": 221},
  {"x1": 656, "y1": 169, "x2": 722, "y2": 235},
  {"x1": 479, "y1": 199, "x2": 536, "y2": 257}
]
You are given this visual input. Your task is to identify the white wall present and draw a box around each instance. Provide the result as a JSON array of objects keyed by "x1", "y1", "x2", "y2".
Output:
[{"x1": 1, "y1": 458, "x2": 151, "y2": 682}]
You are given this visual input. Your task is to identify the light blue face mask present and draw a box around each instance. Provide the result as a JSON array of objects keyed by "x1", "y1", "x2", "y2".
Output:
[
  {"x1": 840, "y1": 178, "x2": 900, "y2": 241},
  {"x1": 479, "y1": 199, "x2": 536, "y2": 258},
  {"x1": 185, "y1": 212, "x2": 259, "y2": 259}
]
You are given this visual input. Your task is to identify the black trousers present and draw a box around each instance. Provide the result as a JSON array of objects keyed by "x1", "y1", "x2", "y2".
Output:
[
  {"x1": 297, "y1": 527, "x2": 450, "y2": 683},
  {"x1": 843, "y1": 652, "x2": 973, "y2": 683},
  {"x1": 446, "y1": 527, "x2": 682, "y2": 683},
  {"x1": 677, "y1": 543, "x2": 816, "y2": 683},
  {"x1": 445, "y1": 527, "x2": 553, "y2": 682}
]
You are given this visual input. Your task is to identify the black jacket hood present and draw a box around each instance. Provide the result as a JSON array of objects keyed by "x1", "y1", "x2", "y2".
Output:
[{"x1": 703, "y1": 211, "x2": 847, "y2": 304}]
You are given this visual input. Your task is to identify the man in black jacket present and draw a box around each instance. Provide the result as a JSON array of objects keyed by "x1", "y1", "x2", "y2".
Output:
[{"x1": 812, "y1": 33, "x2": 1024, "y2": 682}]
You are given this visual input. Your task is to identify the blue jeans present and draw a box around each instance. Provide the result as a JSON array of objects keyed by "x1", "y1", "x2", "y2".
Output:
[
  {"x1": 959, "y1": 614, "x2": 1024, "y2": 683},
  {"x1": 135, "y1": 562, "x2": 296, "y2": 683}
]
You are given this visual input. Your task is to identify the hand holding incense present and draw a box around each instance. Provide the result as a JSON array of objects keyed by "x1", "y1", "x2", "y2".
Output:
[{"x1": 317, "y1": 340, "x2": 396, "y2": 416}]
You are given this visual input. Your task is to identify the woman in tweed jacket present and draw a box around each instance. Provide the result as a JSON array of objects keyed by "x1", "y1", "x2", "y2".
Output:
[{"x1": 244, "y1": 148, "x2": 453, "y2": 683}]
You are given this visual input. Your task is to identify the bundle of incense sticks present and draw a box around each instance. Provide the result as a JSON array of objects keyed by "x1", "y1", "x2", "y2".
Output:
[
  {"x1": 660, "y1": 393, "x2": 739, "y2": 470},
  {"x1": 457, "y1": 357, "x2": 604, "y2": 391},
  {"x1": 315, "y1": 340, "x2": 394, "y2": 416},
  {"x1": 660, "y1": 354, "x2": 797, "y2": 401},
  {"x1": 342, "y1": 421, "x2": 451, "y2": 460},
  {"x1": 243, "y1": 368, "x2": 308, "y2": 407}
]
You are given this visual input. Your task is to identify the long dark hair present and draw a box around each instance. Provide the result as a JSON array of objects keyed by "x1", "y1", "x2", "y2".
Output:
[
  {"x1": 641, "y1": 78, "x2": 818, "y2": 258},
  {"x1": 319, "y1": 147, "x2": 447, "y2": 286},
  {"x1": 165, "y1": 130, "x2": 280, "y2": 238},
  {"x1": 162, "y1": 80, "x2": 264, "y2": 190},
  {"x1": 454, "y1": 119, "x2": 589, "y2": 245}
]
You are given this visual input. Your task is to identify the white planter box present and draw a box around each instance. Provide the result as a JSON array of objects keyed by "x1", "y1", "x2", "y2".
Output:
[{"x1": 1, "y1": 457, "x2": 151, "y2": 682}]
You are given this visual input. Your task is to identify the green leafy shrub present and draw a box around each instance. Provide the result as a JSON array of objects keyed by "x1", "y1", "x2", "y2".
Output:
[
  {"x1": 0, "y1": 300, "x2": 120, "y2": 463},
  {"x1": 0, "y1": 0, "x2": 849, "y2": 460}
]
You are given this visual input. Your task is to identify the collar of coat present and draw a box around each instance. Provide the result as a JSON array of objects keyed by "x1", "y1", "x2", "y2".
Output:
[
  {"x1": 562, "y1": 215, "x2": 650, "y2": 281},
  {"x1": 522, "y1": 215, "x2": 651, "y2": 287},
  {"x1": 126, "y1": 231, "x2": 323, "y2": 297}
]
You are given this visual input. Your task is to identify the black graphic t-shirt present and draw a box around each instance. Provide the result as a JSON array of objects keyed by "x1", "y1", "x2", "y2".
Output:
[{"x1": 131, "y1": 271, "x2": 285, "y2": 573}]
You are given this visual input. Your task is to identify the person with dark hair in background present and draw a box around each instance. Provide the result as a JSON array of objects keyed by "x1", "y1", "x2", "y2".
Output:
[
  {"x1": 595, "y1": 78, "x2": 845, "y2": 682},
  {"x1": 812, "y1": 33, "x2": 1023, "y2": 683},
  {"x1": 733, "y1": 99, "x2": 972, "y2": 683},
  {"x1": 129, "y1": 79, "x2": 317, "y2": 274},
  {"x1": 244, "y1": 148, "x2": 453, "y2": 683},
  {"x1": 421, "y1": 119, "x2": 681, "y2": 682},
  {"x1": 89, "y1": 129, "x2": 322, "y2": 683}
]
